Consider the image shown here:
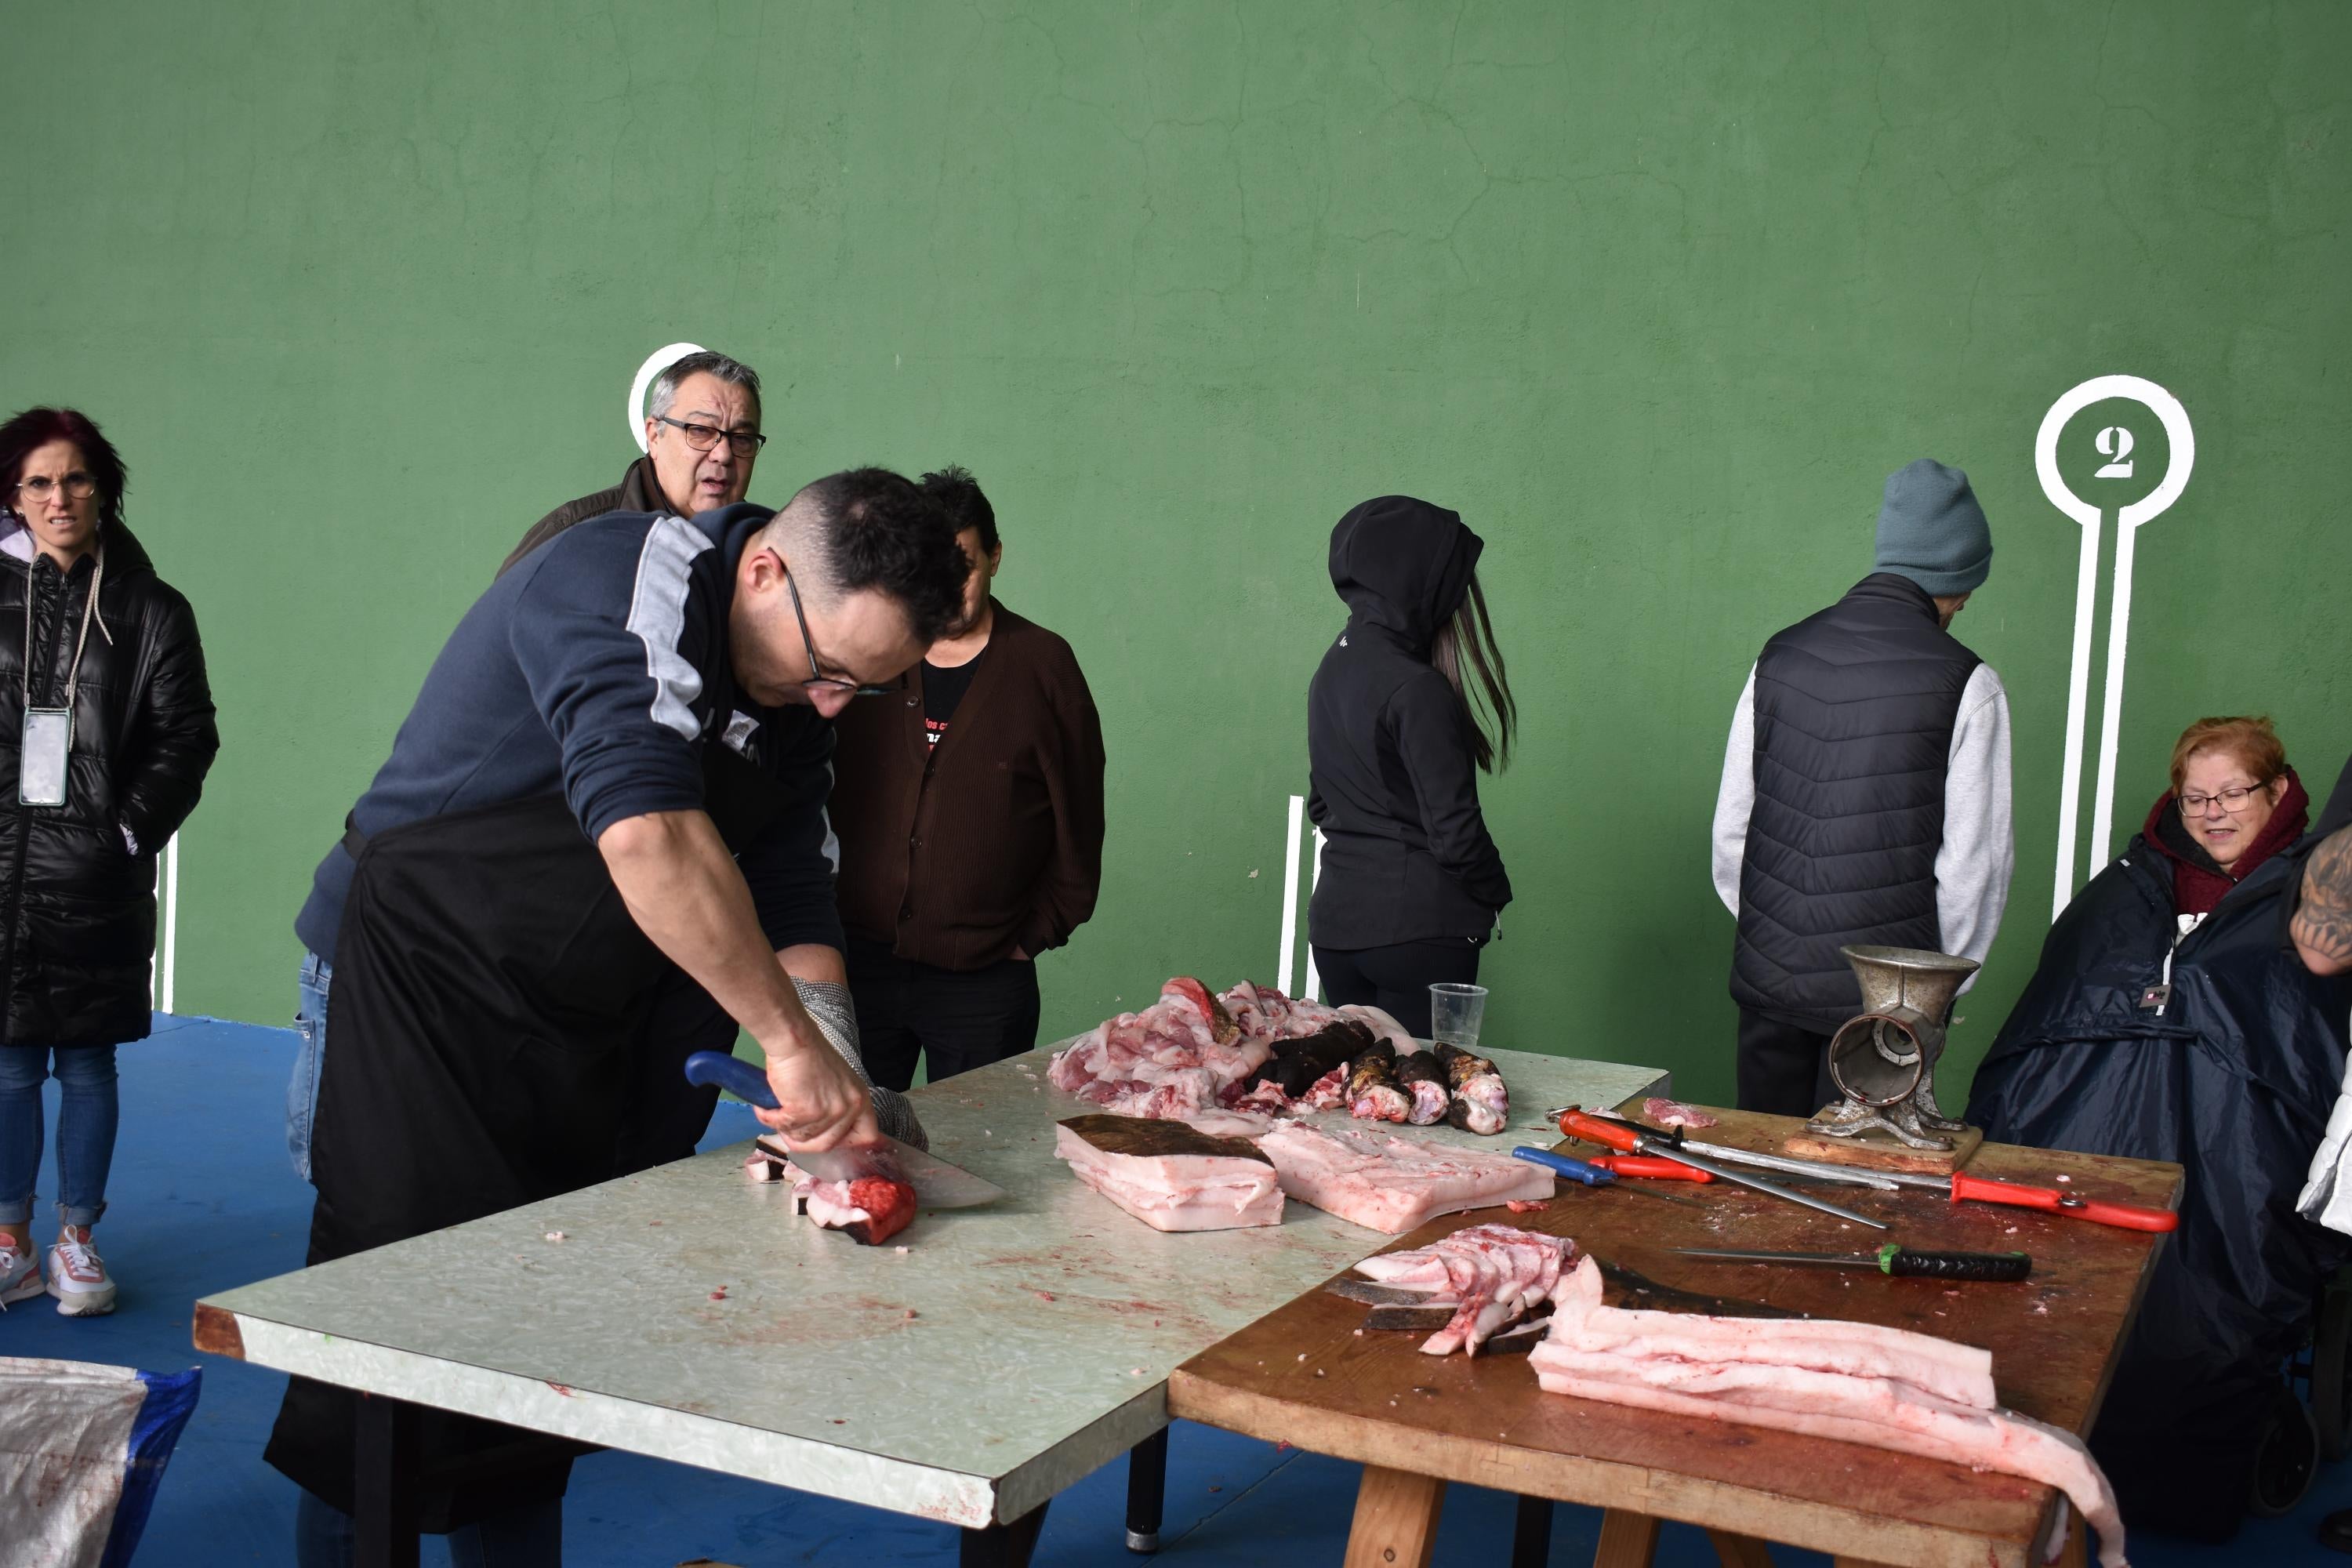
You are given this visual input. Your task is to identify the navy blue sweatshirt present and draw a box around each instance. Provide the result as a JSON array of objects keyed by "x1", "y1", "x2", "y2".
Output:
[{"x1": 296, "y1": 503, "x2": 840, "y2": 962}]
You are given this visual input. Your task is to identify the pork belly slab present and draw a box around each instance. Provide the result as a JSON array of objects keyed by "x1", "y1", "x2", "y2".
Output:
[
  {"x1": 1254, "y1": 1123, "x2": 1553, "y2": 1234},
  {"x1": 1054, "y1": 1116, "x2": 1283, "y2": 1231},
  {"x1": 1530, "y1": 1258, "x2": 2126, "y2": 1568}
]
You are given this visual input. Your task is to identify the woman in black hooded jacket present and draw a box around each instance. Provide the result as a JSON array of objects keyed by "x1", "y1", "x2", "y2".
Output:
[
  {"x1": 0, "y1": 407, "x2": 218, "y2": 1317},
  {"x1": 1305, "y1": 495, "x2": 1515, "y2": 1036}
]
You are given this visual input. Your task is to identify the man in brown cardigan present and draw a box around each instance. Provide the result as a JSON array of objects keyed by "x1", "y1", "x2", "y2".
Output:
[{"x1": 829, "y1": 466, "x2": 1107, "y2": 1088}]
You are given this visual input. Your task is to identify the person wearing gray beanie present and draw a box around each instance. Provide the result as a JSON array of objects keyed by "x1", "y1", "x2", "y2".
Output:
[
  {"x1": 1708, "y1": 459, "x2": 2016, "y2": 1115},
  {"x1": 1875, "y1": 458, "x2": 1993, "y2": 597}
]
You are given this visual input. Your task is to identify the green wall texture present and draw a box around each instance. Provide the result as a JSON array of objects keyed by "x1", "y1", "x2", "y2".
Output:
[{"x1": 5, "y1": 2, "x2": 2349, "y2": 1106}]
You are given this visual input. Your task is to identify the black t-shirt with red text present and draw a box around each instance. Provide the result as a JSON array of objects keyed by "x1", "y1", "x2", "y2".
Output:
[{"x1": 921, "y1": 650, "x2": 985, "y2": 749}]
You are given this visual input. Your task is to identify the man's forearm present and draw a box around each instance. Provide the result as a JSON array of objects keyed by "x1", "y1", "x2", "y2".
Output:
[
  {"x1": 599, "y1": 810, "x2": 816, "y2": 1047},
  {"x1": 2294, "y1": 826, "x2": 2352, "y2": 976},
  {"x1": 779, "y1": 942, "x2": 847, "y2": 985}
]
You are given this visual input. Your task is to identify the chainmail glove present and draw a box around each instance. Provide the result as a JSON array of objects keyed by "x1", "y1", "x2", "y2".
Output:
[{"x1": 790, "y1": 977, "x2": 928, "y2": 1152}]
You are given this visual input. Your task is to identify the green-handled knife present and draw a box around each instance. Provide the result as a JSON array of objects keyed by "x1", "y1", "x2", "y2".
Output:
[{"x1": 1674, "y1": 1243, "x2": 2032, "y2": 1282}]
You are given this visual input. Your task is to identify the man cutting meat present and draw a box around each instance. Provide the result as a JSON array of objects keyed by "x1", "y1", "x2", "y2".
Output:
[{"x1": 268, "y1": 467, "x2": 967, "y2": 1567}]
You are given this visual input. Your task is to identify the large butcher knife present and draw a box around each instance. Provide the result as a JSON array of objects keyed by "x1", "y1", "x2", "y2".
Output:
[{"x1": 682, "y1": 1051, "x2": 1006, "y2": 1208}]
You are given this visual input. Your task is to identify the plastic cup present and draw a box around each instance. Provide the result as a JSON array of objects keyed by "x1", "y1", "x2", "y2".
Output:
[{"x1": 1429, "y1": 982, "x2": 1490, "y2": 1050}]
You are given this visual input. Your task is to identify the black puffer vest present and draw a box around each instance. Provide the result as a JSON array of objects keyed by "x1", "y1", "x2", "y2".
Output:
[
  {"x1": 0, "y1": 524, "x2": 219, "y2": 1046},
  {"x1": 1730, "y1": 574, "x2": 1979, "y2": 1032}
]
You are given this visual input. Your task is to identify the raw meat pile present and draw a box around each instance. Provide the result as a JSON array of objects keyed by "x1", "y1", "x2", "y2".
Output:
[
  {"x1": 1529, "y1": 1257, "x2": 2128, "y2": 1568},
  {"x1": 1350, "y1": 1224, "x2": 1579, "y2": 1355},
  {"x1": 1256, "y1": 1122, "x2": 1552, "y2": 1233},
  {"x1": 1047, "y1": 978, "x2": 1279, "y2": 1123},
  {"x1": 1049, "y1": 978, "x2": 1509, "y2": 1132},
  {"x1": 1054, "y1": 1115, "x2": 1283, "y2": 1231}
]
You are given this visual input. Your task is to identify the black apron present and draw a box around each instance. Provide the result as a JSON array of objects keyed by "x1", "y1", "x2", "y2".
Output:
[{"x1": 266, "y1": 744, "x2": 791, "y2": 1527}]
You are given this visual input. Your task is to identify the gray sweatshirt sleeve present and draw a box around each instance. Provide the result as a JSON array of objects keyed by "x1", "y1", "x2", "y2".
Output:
[
  {"x1": 1711, "y1": 666, "x2": 1758, "y2": 916},
  {"x1": 1935, "y1": 663, "x2": 2015, "y2": 988}
]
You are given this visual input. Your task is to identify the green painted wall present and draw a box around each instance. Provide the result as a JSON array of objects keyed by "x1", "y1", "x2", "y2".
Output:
[{"x1": 5, "y1": 2, "x2": 2348, "y2": 1105}]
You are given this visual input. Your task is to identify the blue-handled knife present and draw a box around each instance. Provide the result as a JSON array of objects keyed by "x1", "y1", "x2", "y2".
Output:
[
  {"x1": 1512, "y1": 1145, "x2": 1700, "y2": 1208},
  {"x1": 683, "y1": 1051, "x2": 1006, "y2": 1208}
]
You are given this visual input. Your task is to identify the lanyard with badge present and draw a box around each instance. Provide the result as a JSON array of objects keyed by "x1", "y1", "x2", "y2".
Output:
[{"x1": 20, "y1": 549, "x2": 100, "y2": 808}]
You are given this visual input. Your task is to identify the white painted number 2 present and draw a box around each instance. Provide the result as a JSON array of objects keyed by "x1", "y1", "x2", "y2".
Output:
[{"x1": 2094, "y1": 425, "x2": 2136, "y2": 479}]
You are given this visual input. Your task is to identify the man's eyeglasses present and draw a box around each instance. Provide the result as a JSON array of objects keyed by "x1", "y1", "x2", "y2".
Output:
[
  {"x1": 14, "y1": 473, "x2": 96, "y2": 503},
  {"x1": 654, "y1": 415, "x2": 768, "y2": 458},
  {"x1": 2180, "y1": 782, "x2": 2270, "y2": 815},
  {"x1": 783, "y1": 571, "x2": 891, "y2": 699}
]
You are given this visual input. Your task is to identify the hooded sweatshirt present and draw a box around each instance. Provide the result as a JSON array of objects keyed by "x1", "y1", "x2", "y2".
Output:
[
  {"x1": 2143, "y1": 768, "x2": 2310, "y2": 918},
  {"x1": 1305, "y1": 496, "x2": 1512, "y2": 949}
]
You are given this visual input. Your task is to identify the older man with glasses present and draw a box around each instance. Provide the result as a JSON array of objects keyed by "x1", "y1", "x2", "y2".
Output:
[{"x1": 499, "y1": 348, "x2": 768, "y2": 573}]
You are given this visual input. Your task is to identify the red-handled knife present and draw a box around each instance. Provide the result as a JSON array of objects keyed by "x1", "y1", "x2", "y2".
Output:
[{"x1": 1588, "y1": 1154, "x2": 1714, "y2": 1183}]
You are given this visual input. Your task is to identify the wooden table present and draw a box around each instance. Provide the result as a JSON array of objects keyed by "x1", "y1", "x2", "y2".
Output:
[
  {"x1": 1168, "y1": 1104, "x2": 2182, "y2": 1568},
  {"x1": 192, "y1": 1043, "x2": 1663, "y2": 1567}
]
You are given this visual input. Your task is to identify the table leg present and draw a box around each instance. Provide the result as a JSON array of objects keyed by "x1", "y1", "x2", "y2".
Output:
[
  {"x1": 1593, "y1": 1508, "x2": 1661, "y2": 1568},
  {"x1": 1705, "y1": 1529, "x2": 1774, "y2": 1568},
  {"x1": 960, "y1": 1499, "x2": 1051, "y2": 1568},
  {"x1": 1342, "y1": 1465, "x2": 1446, "y2": 1568},
  {"x1": 1125, "y1": 1427, "x2": 1171, "y2": 1552},
  {"x1": 353, "y1": 1393, "x2": 420, "y2": 1568},
  {"x1": 1512, "y1": 1494, "x2": 1554, "y2": 1568}
]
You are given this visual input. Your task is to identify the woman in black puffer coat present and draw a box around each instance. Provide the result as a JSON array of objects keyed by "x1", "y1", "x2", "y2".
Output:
[{"x1": 0, "y1": 407, "x2": 217, "y2": 1318}]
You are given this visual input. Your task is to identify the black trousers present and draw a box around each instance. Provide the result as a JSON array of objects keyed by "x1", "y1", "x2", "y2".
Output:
[
  {"x1": 1311, "y1": 938, "x2": 1483, "y2": 1039},
  {"x1": 1735, "y1": 1007, "x2": 1836, "y2": 1116},
  {"x1": 848, "y1": 937, "x2": 1043, "y2": 1092}
]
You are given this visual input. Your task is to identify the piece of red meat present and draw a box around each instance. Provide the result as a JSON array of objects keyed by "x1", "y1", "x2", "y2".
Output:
[{"x1": 837, "y1": 1177, "x2": 918, "y2": 1245}]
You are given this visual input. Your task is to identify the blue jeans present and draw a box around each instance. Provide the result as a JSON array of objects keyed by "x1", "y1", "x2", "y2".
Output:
[
  {"x1": 295, "y1": 1488, "x2": 561, "y2": 1568},
  {"x1": 0, "y1": 1044, "x2": 121, "y2": 1228},
  {"x1": 289, "y1": 952, "x2": 332, "y2": 1182}
]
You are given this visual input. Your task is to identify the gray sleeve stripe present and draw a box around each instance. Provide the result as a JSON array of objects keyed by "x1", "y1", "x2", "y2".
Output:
[
  {"x1": 819, "y1": 761, "x2": 840, "y2": 874},
  {"x1": 624, "y1": 515, "x2": 714, "y2": 742}
]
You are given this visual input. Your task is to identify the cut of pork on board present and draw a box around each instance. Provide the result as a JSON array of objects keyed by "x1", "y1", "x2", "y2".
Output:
[
  {"x1": 1054, "y1": 1115, "x2": 1283, "y2": 1231},
  {"x1": 1255, "y1": 1122, "x2": 1553, "y2": 1234},
  {"x1": 1348, "y1": 1223, "x2": 1580, "y2": 1354},
  {"x1": 1530, "y1": 1256, "x2": 2128, "y2": 1568}
]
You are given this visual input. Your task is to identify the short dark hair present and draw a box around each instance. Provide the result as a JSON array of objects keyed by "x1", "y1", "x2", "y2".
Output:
[
  {"x1": 920, "y1": 464, "x2": 997, "y2": 556},
  {"x1": 793, "y1": 467, "x2": 968, "y2": 644},
  {"x1": 0, "y1": 407, "x2": 129, "y2": 532}
]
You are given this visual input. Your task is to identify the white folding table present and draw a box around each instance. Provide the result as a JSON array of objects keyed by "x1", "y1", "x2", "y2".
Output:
[{"x1": 195, "y1": 1044, "x2": 1664, "y2": 1566}]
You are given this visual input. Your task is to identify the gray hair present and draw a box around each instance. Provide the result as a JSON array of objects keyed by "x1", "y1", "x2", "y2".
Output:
[{"x1": 646, "y1": 350, "x2": 762, "y2": 422}]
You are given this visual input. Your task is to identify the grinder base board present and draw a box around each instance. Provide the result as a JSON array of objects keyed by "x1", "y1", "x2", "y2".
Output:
[{"x1": 1782, "y1": 1118, "x2": 1984, "y2": 1175}]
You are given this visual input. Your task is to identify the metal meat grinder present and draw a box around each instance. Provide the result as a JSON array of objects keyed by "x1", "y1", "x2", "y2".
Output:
[{"x1": 1805, "y1": 944, "x2": 1980, "y2": 1152}]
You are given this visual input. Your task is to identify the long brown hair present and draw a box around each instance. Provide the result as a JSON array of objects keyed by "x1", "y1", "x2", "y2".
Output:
[{"x1": 1432, "y1": 572, "x2": 1516, "y2": 772}]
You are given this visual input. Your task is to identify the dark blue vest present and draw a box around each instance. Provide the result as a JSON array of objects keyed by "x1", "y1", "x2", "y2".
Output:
[{"x1": 1730, "y1": 574, "x2": 1980, "y2": 1032}]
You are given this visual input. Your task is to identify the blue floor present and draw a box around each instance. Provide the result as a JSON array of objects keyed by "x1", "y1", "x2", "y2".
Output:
[{"x1": 8, "y1": 1014, "x2": 2351, "y2": 1566}]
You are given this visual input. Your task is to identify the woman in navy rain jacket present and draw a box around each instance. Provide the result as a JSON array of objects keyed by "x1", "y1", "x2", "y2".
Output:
[{"x1": 1968, "y1": 717, "x2": 2350, "y2": 1541}]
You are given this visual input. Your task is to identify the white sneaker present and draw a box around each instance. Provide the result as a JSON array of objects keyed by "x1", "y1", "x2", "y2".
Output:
[
  {"x1": 0, "y1": 1236, "x2": 41, "y2": 1308},
  {"x1": 47, "y1": 1227, "x2": 117, "y2": 1316}
]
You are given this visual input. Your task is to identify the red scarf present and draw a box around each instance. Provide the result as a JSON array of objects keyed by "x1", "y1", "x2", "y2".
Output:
[{"x1": 2143, "y1": 766, "x2": 2310, "y2": 916}]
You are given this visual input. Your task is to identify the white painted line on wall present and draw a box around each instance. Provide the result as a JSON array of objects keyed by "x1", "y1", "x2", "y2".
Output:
[
  {"x1": 1301, "y1": 829, "x2": 1326, "y2": 1002},
  {"x1": 1277, "y1": 794, "x2": 1305, "y2": 996},
  {"x1": 627, "y1": 343, "x2": 706, "y2": 452},
  {"x1": 2036, "y1": 376, "x2": 2197, "y2": 918},
  {"x1": 162, "y1": 833, "x2": 180, "y2": 1014}
]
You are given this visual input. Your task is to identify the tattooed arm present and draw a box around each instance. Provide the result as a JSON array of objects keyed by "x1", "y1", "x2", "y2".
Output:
[{"x1": 2293, "y1": 825, "x2": 2352, "y2": 976}]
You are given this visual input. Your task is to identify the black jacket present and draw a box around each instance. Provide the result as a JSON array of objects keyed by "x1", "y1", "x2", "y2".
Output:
[
  {"x1": 1965, "y1": 832, "x2": 2351, "y2": 1539},
  {"x1": 1307, "y1": 496, "x2": 1510, "y2": 948},
  {"x1": 0, "y1": 524, "x2": 218, "y2": 1046},
  {"x1": 498, "y1": 456, "x2": 661, "y2": 577},
  {"x1": 1732, "y1": 574, "x2": 1980, "y2": 1031}
]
